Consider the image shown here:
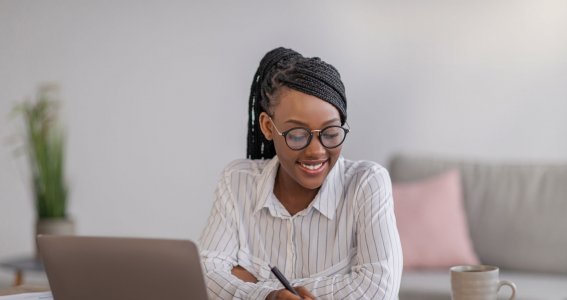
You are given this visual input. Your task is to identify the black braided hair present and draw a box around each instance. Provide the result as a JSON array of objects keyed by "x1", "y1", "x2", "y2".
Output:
[{"x1": 246, "y1": 47, "x2": 347, "y2": 160}]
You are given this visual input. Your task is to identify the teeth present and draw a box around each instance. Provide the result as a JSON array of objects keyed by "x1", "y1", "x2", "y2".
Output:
[{"x1": 301, "y1": 162, "x2": 323, "y2": 170}]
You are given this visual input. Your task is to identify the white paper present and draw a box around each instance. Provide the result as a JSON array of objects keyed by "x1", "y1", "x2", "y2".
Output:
[{"x1": 0, "y1": 292, "x2": 53, "y2": 300}]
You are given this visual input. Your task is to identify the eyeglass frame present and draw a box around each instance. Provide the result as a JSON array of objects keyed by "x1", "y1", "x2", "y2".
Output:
[{"x1": 268, "y1": 117, "x2": 350, "y2": 151}]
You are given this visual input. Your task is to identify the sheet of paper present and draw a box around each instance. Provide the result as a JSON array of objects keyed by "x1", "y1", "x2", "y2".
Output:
[{"x1": 0, "y1": 292, "x2": 53, "y2": 300}]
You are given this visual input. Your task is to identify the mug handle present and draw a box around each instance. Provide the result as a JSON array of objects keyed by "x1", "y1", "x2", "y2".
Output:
[{"x1": 497, "y1": 280, "x2": 517, "y2": 300}]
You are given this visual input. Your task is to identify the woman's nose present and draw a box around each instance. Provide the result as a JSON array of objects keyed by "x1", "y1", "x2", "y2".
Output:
[{"x1": 303, "y1": 134, "x2": 326, "y2": 155}]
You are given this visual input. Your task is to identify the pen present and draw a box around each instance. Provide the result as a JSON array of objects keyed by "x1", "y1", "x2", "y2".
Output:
[{"x1": 270, "y1": 265, "x2": 300, "y2": 296}]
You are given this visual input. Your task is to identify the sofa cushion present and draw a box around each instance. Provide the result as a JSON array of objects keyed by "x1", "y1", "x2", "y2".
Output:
[
  {"x1": 389, "y1": 154, "x2": 567, "y2": 274},
  {"x1": 393, "y1": 169, "x2": 479, "y2": 269}
]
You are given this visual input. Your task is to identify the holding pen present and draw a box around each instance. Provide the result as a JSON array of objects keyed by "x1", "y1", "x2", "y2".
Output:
[
  {"x1": 269, "y1": 265, "x2": 314, "y2": 300},
  {"x1": 270, "y1": 265, "x2": 300, "y2": 296}
]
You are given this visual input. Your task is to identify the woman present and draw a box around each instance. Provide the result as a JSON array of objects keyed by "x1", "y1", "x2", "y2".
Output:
[{"x1": 199, "y1": 47, "x2": 402, "y2": 300}]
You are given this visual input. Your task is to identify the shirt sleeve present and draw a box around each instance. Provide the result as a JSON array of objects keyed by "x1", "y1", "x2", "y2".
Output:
[
  {"x1": 198, "y1": 168, "x2": 279, "y2": 300},
  {"x1": 289, "y1": 166, "x2": 403, "y2": 299}
]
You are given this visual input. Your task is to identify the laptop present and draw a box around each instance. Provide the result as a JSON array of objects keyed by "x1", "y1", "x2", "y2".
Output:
[{"x1": 37, "y1": 235, "x2": 209, "y2": 300}]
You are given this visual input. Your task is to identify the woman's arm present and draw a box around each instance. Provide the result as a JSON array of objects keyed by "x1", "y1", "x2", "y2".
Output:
[
  {"x1": 198, "y1": 171, "x2": 280, "y2": 300},
  {"x1": 289, "y1": 167, "x2": 403, "y2": 299}
]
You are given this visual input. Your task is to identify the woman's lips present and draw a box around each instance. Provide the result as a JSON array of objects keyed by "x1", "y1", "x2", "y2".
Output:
[{"x1": 297, "y1": 160, "x2": 328, "y2": 175}]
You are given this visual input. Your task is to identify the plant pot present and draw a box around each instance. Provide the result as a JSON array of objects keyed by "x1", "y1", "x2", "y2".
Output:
[{"x1": 35, "y1": 218, "x2": 76, "y2": 259}]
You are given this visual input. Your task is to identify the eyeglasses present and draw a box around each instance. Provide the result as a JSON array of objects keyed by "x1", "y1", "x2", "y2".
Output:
[{"x1": 269, "y1": 117, "x2": 350, "y2": 150}]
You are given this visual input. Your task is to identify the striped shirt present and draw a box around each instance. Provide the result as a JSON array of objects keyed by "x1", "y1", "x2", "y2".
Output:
[{"x1": 198, "y1": 156, "x2": 403, "y2": 300}]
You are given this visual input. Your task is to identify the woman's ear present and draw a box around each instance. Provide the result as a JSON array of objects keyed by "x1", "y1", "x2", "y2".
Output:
[{"x1": 258, "y1": 112, "x2": 273, "y2": 141}]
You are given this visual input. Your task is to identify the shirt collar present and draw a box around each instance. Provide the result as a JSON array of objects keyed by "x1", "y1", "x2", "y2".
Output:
[
  {"x1": 311, "y1": 156, "x2": 343, "y2": 220},
  {"x1": 254, "y1": 156, "x2": 344, "y2": 220},
  {"x1": 254, "y1": 157, "x2": 280, "y2": 214}
]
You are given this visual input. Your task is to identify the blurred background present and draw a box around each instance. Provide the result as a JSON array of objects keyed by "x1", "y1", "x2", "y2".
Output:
[{"x1": 1, "y1": 0, "x2": 566, "y2": 288}]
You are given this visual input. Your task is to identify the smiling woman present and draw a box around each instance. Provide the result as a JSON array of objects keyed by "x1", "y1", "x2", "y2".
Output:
[{"x1": 198, "y1": 47, "x2": 403, "y2": 300}]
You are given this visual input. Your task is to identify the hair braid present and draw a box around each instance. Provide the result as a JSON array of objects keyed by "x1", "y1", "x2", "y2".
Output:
[{"x1": 246, "y1": 47, "x2": 347, "y2": 159}]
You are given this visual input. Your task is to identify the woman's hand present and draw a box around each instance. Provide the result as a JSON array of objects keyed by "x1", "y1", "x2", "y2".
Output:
[
  {"x1": 231, "y1": 266, "x2": 314, "y2": 299},
  {"x1": 266, "y1": 286, "x2": 315, "y2": 300},
  {"x1": 231, "y1": 265, "x2": 258, "y2": 283}
]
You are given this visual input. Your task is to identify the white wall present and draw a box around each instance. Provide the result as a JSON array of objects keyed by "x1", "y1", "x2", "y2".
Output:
[{"x1": 1, "y1": 0, "x2": 566, "y2": 286}]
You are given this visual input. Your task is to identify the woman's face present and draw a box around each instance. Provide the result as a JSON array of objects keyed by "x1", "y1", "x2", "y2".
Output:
[{"x1": 259, "y1": 88, "x2": 344, "y2": 191}]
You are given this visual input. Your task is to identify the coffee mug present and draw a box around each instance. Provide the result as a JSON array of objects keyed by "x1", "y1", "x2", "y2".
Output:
[{"x1": 450, "y1": 265, "x2": 516, "y2": 300}]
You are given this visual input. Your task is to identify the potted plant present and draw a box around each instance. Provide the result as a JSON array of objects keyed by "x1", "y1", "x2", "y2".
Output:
[{"x1": 14, "y1": 84, "x2": 74, "y2": 256}]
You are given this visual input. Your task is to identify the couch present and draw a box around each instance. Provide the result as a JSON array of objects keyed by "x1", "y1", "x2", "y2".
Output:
[{"x1": 388, "y1": 154, "x2": 567, "y2": 300}]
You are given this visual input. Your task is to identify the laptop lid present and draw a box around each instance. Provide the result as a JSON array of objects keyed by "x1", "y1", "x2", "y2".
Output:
[{"x1": 37, "y1": 235, "x2": 208, "y2": 300}]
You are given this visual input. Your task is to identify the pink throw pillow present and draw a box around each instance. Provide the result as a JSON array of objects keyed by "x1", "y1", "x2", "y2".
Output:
[{"x1": 393, "y1": 169, "x2": 480, "y2": 269}]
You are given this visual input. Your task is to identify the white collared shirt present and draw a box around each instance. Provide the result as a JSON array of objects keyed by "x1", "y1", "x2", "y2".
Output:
[{"x1": 198, "y1": 156, "x2": 403, "y2": 300}]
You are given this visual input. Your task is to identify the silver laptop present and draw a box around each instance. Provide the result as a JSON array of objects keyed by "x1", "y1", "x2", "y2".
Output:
[{"x1": 37, "y1": 235, "x2": 208, "y2": 300}]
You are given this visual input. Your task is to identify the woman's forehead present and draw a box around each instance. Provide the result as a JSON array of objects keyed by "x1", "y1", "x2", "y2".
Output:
[{"x1": 272, "y1": 89, "x2": 341, "y2": 124}]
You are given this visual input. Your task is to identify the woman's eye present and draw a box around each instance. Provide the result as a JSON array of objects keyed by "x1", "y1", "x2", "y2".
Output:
[
  {"x1": 289, "y1": 134, "x2": 306, "y2": 142},
  {"x1": 322, "y1": 133, "x2": 339, "y2": 139}
]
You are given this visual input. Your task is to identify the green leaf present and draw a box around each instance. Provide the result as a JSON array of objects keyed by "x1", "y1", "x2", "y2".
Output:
[{"x1": 14, "y1": 86, "x2": 68, "y2": 219}]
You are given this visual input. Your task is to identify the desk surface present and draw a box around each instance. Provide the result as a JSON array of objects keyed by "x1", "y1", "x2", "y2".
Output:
[{"x1": 0, "y1": 284, "x2": 50, "y2": 296}]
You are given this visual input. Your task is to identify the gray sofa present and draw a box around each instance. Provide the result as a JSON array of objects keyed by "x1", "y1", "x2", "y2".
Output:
[{"x1": 388, "y1": 154, "x2": 567, "y2": 300}]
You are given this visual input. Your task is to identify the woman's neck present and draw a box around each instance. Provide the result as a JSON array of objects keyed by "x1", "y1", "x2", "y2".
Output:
[{"x1": 273, "y1": 168, "x2": 319, "y2": 216}]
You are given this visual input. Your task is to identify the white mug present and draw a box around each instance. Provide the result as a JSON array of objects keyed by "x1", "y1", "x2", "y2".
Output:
[{"x1": 450, "y1": 265, "x2": 516, "y2": 300}]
